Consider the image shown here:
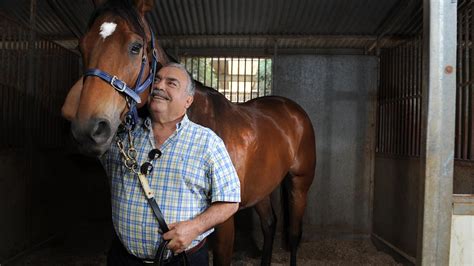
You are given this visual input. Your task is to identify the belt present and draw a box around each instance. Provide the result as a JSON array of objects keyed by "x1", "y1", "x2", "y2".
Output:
[{"x1": 142, "y1": 238, "x2": 207, "y2": 264}]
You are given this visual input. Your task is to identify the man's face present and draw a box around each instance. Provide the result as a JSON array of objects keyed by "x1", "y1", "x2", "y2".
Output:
[{"x1": 148, "y1": 66, "x2": 193, "y2": 120}]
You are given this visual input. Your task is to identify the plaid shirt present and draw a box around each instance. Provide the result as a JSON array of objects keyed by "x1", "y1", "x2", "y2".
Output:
[{"x1": 100, "y1": 115, "x2": 241, "y2": 259}]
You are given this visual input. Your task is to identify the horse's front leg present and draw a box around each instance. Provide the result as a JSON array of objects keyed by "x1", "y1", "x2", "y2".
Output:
[{"x1": 211, "y1": 216, "x2": 235, "y2": 266}]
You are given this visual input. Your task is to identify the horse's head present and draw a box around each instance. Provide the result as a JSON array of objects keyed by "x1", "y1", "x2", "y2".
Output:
[{"x1": 62, "y1": 0, "x2": 165, "y2": 156}]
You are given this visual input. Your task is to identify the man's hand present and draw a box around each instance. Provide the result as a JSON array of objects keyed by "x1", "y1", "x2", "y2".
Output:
[
  {"x1": 162, "y1": 202, "x2": 239, "y2": 253},
  {"x1": 163, "y1": 220, "x2": 200, "y2": 254}
]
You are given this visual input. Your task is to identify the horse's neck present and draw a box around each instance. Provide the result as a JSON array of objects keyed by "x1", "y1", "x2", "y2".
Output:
[{"x1": 188, "y1": 85, "x2": 232, "y2": 133}]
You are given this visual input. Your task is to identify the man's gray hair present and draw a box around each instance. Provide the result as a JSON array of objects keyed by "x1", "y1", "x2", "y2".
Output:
[{"x1": 162, "y1": 62, "x2": 195, "y2": 96}]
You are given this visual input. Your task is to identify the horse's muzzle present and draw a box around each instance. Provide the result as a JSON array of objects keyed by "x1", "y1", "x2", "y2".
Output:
[{"x1": 71, "y1": 117, "x2": 113, "y2": 156}]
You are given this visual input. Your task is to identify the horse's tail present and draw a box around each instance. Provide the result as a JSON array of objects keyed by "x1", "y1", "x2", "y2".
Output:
[{"x1": 280, "y1": 172, "x2": 292, "y2": 250}]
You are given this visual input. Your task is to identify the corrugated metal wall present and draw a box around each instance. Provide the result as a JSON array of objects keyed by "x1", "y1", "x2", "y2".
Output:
[
  {"x1": 0, "y1": 0, "x2": 423, "y2": 51},
  {"x1": 273, "y1": 54, "x2": 377, "y2": 238}
]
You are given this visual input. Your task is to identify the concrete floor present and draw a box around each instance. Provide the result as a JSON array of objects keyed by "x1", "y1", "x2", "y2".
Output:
[{"x1": 6, "y1": 220, "x2": 400, "y2": 266}]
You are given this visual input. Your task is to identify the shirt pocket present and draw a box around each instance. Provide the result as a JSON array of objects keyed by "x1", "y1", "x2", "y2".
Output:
[{"x1": 179, "y1": 156, "x2": 209, "y2": 201}]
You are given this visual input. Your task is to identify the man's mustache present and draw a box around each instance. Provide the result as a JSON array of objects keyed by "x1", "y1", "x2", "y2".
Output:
[{"x1": 151, "y1": 88, "x2": 170, "y2": 100}]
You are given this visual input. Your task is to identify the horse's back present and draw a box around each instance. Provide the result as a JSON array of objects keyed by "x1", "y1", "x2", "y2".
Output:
[{"x1": 241, "y1": 95, "x2": 315, "y2": 139}]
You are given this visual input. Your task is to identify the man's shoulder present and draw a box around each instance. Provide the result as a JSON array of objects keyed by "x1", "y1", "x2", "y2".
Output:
[{"x1": 185, "y1": 120, "x2": 223, "y2": 145}]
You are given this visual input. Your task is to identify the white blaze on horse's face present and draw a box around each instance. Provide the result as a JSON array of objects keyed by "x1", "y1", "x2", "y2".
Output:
[{"x1": 99, "y1": 22, "x2": 117, "y2": 40}]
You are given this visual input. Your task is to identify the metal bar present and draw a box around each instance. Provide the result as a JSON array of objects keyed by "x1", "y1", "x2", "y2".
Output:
[
  {"x1": 230, "y1": 57, "x2": 233, "y2": 101},
  {"x1": 217, "y1": 58, "x2": 221, "y2": 91},
  {"x1": 251, "y1": 58, "x2": 255, "y2": 99},
  {"x1": 210, "y1": 58, "x2": 213, "y2": 89},
  {"x1": 407, "y1": 43, "x2": 412, "y2": 155},
  {"x1": 412, "y1": 46, "x2": 416, "y2": 156},
  {"x1": 408, "y1": 42, "x2": 413, "y2": 156},
  {"x1": 257, "y1": 58, "x2": 261, "y2": 97},
  {"x1": 378, "y1": 53, "x2": 384, "y2": 153},
  {"x1": 159, "y1": 34, "x2": 380, "y2": 42},
  {"x1": 470, "y1": 5, "x2": 474, "y2": 159},
  {"x1": 387, "y1": 50, "x2": 391, "y2": 153},
  {"x1": 0, "y1": 19, "x2": 5, "y2": 147},
  {"x1": 401, "y1": 45, "x2": 405, "y2": 155},
  {"x1": 244, "y1": 58, "x2": 248, "y2": 101},
  {"x1": 392, "y1": 48, "x2": 396, "y2": 154},
  {"x1": 403, "y1": 45, "x2": 408, "y2": 155},
  {"x1": 263, "y1": 58, "x2": 267, "y2": 96},
  {"x1": 226, "y1": 57, "x2": 230, "y2": 100},
  {"x1": 417, "y1": 36, "x2": 422, "y2": 156},
  {"x1": 223, "y1": 58, "x2": 227, "y2": 98},
  {"x1": 463, "y1": 10, "x2": 469, "y2": 159},
  {"x1": 456, "y1": 16, "x2": 462, "y2": 158},
  {"x1": 237, "y1": 58, "x2": 240, "y2": 102},
  {"x1": 5, "y1": 21, "x2": 12, "y2": 147},
  {"x1": 386, "y1": 51, "x2": 390, "y2": 153},
  {"x1": 383, "y1": 52, "x2": 388, "y2": 153},
  {"x1": 190, "y1": 57, "x2": 195, "y2": 80},
  {"x1": 2, "y1": 20, "x2": 8, "y2": 147},
  {"x1": 396, "y1": 46, "x2": 401, "y2": 155},
  {"x1": 203, "y1": 57, "x2": 207, "y2": 86},
  {"x1": 197, "y1": 57, "x2": 201, "y2": 83},
  {"x1": 44, "y1": 42, "x2": 49, "y2": 146},
  {"x1": 411, "y1": 41, "x2": 415, "y2": 156},
  {"x1": 417, "y1": 1, "x2": 457, "y2": 265},
  {"x1": 393, "y1": 47, "x2": 397, "y2": 155}
]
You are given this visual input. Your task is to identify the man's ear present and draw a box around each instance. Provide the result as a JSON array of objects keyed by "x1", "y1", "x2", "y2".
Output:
[
  {"x1": 61, "y1": 77, "x2": 83, "y2": 121},
  {"x1": 133, "y1": 0, "x2": 154, "y2": 16},
  {"x1": 185, "y1": 95, "x2": 194, "y2": 109}
]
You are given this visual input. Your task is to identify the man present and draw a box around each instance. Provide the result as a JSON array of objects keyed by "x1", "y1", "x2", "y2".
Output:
[{"x1": 102, "y1": 63, "x2": 241, "y2": 265}]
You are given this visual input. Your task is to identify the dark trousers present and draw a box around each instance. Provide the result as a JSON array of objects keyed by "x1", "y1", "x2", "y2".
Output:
[{"x1": 107, "y1": 238, "x2": 209, "y2": 266}]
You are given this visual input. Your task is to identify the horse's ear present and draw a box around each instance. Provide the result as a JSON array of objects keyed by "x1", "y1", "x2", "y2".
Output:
[
  {"x1": 134, "y1": 0, "x2": 154, "y2": 16},
  {"x1": 61, "y1": 77, "x2": 83, "y2": 121},
  {"x1": 92, "y1": 0, "x2": 107, "y2": 8}
]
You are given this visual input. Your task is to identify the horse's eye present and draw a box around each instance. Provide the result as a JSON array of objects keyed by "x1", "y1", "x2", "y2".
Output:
[{"x1": 130, "y1": 43, "x2": 143, "y2": 55}]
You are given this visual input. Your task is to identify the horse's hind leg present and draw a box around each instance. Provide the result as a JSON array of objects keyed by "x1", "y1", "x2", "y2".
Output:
[
  {"x1": 285, "y1": 172, "x2": 313, "y2": 266},
  {"x1": 212, "y1": 216, "x2": 235, "y2": 266},
  {"x1": 255, "y1": 196, "x2": 277, "y2": 266}
]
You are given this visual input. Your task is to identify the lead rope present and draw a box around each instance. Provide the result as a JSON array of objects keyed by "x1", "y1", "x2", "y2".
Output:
[{"x1": 116, "y1": 129, "x2": 189, "y2": 266}]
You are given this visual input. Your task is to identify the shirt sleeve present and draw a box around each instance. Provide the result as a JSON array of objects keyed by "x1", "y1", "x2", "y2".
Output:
[{"x1": 207, "y1": 136, "x2": 241, "y2": 203}]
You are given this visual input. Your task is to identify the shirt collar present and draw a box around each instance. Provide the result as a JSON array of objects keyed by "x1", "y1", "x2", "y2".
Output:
[{"x1": 143, "y1": 114, "x2": 190, "y2": 132}]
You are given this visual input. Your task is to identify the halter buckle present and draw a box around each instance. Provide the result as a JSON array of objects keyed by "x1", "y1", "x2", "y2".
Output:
[{"x1": 110, "y1": 76, "x2": 126, "y2": 92}]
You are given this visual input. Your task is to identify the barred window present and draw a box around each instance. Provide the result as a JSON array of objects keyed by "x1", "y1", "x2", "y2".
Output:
[
  {"x1": 455, "y1": 1, "x2": 474, "y2": 160},
  {"x1": 181, "y1": 57, "x2": 272, "y2": 103},
  {"x1": 377, "y1": 37, "x2": 422, "y2": 157}
]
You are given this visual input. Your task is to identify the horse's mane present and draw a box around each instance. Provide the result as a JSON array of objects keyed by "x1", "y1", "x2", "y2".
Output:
[{"x1": 87, "y1": 0, "x2": 146, "y2": 39}]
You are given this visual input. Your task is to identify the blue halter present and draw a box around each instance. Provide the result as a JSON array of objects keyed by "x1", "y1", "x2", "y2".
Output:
[{"x1": 83, "y1": 29, "x2": 158, "y2": 127}]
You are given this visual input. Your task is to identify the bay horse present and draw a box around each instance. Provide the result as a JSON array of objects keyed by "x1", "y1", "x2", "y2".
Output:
[{"x1": 61, "y1": 0, "x2": 316, "y2": 265}]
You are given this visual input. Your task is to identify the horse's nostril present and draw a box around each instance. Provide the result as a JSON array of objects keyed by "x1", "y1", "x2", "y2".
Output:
[
  {"x1": 93, "y1": 120, "x2": 108, "y2": 137},
  {"x1": 90, "y1": 118, "x2": 111, "y2": 144}
]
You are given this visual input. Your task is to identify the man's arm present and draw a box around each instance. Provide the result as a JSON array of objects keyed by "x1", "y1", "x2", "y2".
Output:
[{"x1": 163, "y1": 201, "x2": 239, "y2": 253}]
